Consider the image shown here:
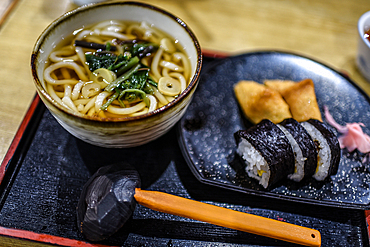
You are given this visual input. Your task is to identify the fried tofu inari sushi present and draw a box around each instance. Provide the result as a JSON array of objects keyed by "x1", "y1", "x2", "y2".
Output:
[
  {"x1": 279, "y1": 79, "x2": 322, "y2": 122},
  {"x1": 264, "y1": 80, "x2": 296, "y2": 94},
  {"x1": 233, "y1": 81, "x2": 292, "y2": 124}
]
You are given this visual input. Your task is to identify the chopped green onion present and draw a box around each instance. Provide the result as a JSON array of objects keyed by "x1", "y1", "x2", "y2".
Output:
[
  {"x1": 100, "y1": 91, "x2": 120, "y2": 111},
  {"x1": 115, "y1": 56, "x2": 140, "y2": 77},
  {"x1": 105, "y1": 64, "x2": 141, "y2": 92},
  {"x1": 117, "y1": 97, "x2": 126, "y2": 108},
  {"x1": 147, "y1": 77, "x2": 158, "y2": 87},
  {"x1": 106, "y1": 42, "x2": 112, "y2": 51},
  {"x1": 119, "y1": 89, "x2": 150, "y2": 107}
]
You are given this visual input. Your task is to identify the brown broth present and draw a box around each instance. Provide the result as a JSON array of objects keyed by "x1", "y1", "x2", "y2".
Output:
[
  {"x1": 364, "y1": 28, "x2": 370, "y2": 42},
  {"x1": 44, "y1": 20, "x2": 191, "y2": 118}
]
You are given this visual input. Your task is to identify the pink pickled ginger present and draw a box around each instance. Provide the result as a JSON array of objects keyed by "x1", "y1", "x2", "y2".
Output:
[{"x1": 324, "y1": 106, "x2": 370, "y2": 157}]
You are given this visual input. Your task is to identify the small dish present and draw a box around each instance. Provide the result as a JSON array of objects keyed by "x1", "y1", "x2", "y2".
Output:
[{"x1": 357, "y1": 10, "x2": 370, "y2": 82}]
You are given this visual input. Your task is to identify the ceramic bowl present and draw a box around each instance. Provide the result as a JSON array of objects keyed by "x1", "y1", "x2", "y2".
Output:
[
  {"x1": 31, "y1": 1, "x2": 202, "y2": 148},
  {"x1": 357, "y1": 10, "x2": 370, "y2": 82}
]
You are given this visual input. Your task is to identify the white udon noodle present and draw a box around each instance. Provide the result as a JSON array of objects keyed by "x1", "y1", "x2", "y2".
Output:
[{"x1": 43, "y1": 20, "x2": 191, "y2": 118}]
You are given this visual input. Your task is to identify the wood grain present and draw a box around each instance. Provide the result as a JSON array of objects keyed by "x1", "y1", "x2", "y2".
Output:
[{"x1": 0, "y1": 0, "x2": 19, "y2": 26}]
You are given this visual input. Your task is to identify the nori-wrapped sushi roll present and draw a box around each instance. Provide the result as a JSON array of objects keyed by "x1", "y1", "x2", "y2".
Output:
[
  {"x1": 277, "y1": 118, "x2": 317, "y2": 182},
  {"x1": 301, "y1": 119, "x2": 341, "y2": 181},
  {"x1": 234, "y1": 119, "x2": 295, "y2": 189}
]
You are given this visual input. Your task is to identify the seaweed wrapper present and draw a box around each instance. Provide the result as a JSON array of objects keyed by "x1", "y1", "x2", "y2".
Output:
[{"x1": 234, "y1": 119, "x2": 295, "y2": 189}]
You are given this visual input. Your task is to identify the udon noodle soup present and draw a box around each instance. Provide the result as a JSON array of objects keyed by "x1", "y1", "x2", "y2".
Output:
[{"x1": 43, "y1": 20, "x2": 191, "y2": 118}]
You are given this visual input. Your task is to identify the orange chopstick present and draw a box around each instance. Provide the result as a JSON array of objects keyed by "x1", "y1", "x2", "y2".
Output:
[{"x1": 134, "y1": 188, "x2": 321, "y2": 247}]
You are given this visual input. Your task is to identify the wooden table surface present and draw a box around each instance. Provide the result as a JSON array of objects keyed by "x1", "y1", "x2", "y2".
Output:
[{"x1": 0, "y1": 0, "x2": 369, "y2": 164}]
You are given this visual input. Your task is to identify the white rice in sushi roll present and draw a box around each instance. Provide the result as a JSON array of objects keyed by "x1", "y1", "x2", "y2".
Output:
[
  {"x1": 301, "y1": 121, "x2": 331, "y2": 181},
  {"x1": 234, "y1": 119, "x2": 296, "y2": 189},
  {"x1": 236, "y1": 139, "x2": 270, "y2": 188}
]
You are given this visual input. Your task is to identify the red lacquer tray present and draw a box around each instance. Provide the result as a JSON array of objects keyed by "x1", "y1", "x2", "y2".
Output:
[{"x1": 0, "y1": 52, "x2": 368, "y2": 246}]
